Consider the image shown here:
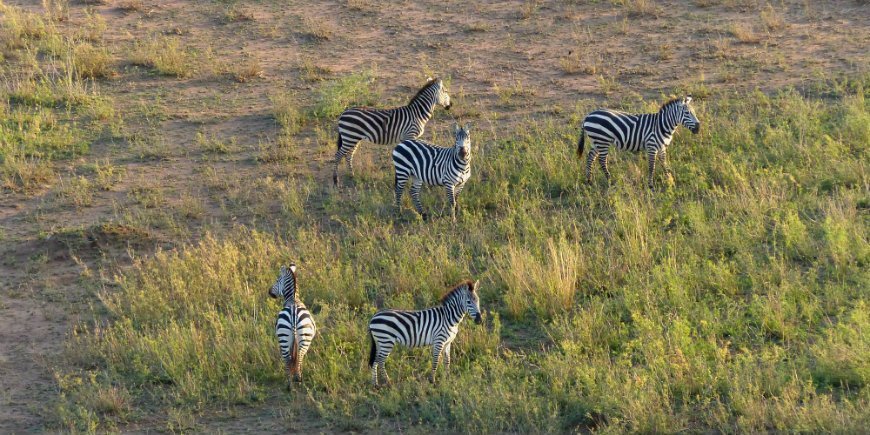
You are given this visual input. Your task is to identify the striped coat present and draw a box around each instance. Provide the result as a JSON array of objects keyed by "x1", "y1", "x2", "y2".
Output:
[
  {"x1": 333, "y1": 78, "x2": 452, "y2": 186},
  {"x1": 578, "y1": 96, "x2": 700, "y2": 188},
  {"x1": 368, "y1": 280, "x2": 483, "y2": 386},
  {"x1": 268, "y1": 265, "x2": 316, "y2": 386},
  {"x1": 392, "y1": 124, "x2": 472, "y2": 221}
]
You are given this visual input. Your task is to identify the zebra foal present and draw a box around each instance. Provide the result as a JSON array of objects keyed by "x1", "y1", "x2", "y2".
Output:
[
  {"x1": 578, "y1": 96, "x2": 700, "y2": 189},
  {"x1": 368, "y1": 280, "x2": 483, "y2": 387},
  {"x1": 268, "y1": 264, "x2": 317, "y2": 387},
  {"x1": 392, "y1": 124, "x2": 472, "y2": 221},
  {"x1": 333, "y1": 77, "x2": 452, "y2": 186}
]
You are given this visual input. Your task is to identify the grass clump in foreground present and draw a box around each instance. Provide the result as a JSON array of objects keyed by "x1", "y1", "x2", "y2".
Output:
[{"x1": 56, "y1": 79, "x2": 868, "y2": 432}]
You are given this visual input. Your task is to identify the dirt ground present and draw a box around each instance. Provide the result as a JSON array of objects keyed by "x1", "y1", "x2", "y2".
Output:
[{"x1": 1, "y1": 0, "x2": 867, "y2": 431}]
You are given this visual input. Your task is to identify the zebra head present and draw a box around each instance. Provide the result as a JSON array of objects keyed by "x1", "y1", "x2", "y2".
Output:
[
  {"x1": 268, "y1": 264, "x2": 297, "y2": 303},
  {"x1": 454, "y1": 124, "x2": 471, "y2": 161},
  {"x1": 433, "y1": 78, "x2": 452, "y2": 110},
  {"x1": 465, "y1": 280, "x2": 483, "y2": 324},
  {"x1": 680, "y1": 96, "x2": 700, "y2": 134}
]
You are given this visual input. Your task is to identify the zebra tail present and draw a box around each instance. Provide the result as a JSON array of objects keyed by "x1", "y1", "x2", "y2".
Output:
[
  {"x1": 291, "y1": 327, "x2": 300, "y2": 369},
  {"x1": 368, "y1": 330, "x2": 376, "y2": 367},
  {"x1": 577, "y1": 131, "x2": 585, "y2": 159}
]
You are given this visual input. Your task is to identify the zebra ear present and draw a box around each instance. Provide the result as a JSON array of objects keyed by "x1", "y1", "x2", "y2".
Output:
[
  {"x1": 280, "y1": 265, "x2": 287, "y2": 274},
  {"x1": 289, "y1": 264, "x2": 297, "y2": 273},
  {"x1": 453, "y1": 123, "x2": 460, "y2": 134},
  {"x1": 464, "y1": 123, "x2": 471, "y2": 133},
  {"x1": 472, "y1": 280, "x2": 480, "y2": 292},
  {"x1": 685, "y1": 96, "x2": 693, "y2": 104}
]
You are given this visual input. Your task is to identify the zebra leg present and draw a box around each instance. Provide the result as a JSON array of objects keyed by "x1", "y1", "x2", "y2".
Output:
[
  {"x1": 346, "y1": 146, "x2": 358, "y2": 178},
  {"x1": 394, "y1": 172, "x2": 408, "y2": 215},
  {"x1": 282, "y1": 352, "x2": 292, "y2": 389},
  {"x1": 410, "y1": 179, "x2": 427, "y2": 221},
  {"x1": 445, "y1": 185, "x2": 457, "y2": 222},
  {"x1": 430, "y1": 342, "x2": 444, "y2": 383},
  {"x1": 443, "y1": 342, "x2": 452, "y2": 374},
  {"x1": 647, "y1": 149, "x2": 658, "y2": 189},
  {"x1": 373, "y1": 342, "x2": 394, "y2": 387},
  {"x1": 294, "y1": 346, "x2": 308, "y2": 382},
  {"x1": 332, "y1": 135, "x2": 346, "y2": 187},
  {"x1": 597, "y1": 151, "x2": 611, "y2": 184},
  {"x1": 371, "y1": 362, "x2": 379, "y2": 388},
  {"x1": 585, "y1": 148, "x2": 599, "y2": 184}
]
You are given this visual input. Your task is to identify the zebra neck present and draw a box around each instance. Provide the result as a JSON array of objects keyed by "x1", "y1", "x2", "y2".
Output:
[
  {"x1": 441, "y1": 298, "x2": 466, "y2": 325},
  {"x1": 408, "y1": 89, "x2": 436, "y2": 122},
  {"x1": 283, "y1": 294, "x2": 297, "y2": 307},
  {"x1": 657, "y1": 109, "x2": 678, "y2": 138}
]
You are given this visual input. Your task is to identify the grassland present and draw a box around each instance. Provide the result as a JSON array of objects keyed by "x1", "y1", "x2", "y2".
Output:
[{"x1": 1, "y1": 0, "x2": 868, "y2": 433}]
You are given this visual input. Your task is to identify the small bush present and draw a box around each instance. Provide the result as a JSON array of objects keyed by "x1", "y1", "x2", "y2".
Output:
[{"x1": 73, "y1": 43, "x2": 113, "y2": 79}]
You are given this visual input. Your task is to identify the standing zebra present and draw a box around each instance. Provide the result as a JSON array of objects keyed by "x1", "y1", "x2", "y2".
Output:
[
  {"x1": 392, "y1": 124, "x2": 472, "y2": 221},
  {"x1": 268, "y1": 264, "x2": 317, "y2": 387},
  {"x1": 578, "y1": 96, "x2": 700, "y2": 188},
  {"x1": 368, "y1": 280, "x2": 483, "y2": 387},
  {"x1": 333, "y1": 77, "x2": 452, "y2": 187}
]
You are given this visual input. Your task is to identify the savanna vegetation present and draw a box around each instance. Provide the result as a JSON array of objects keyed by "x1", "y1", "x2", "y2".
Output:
[
  {"x1": 55, "y1": 78, "x2": 869, "y2": 432},
  {"x1": 1, "y1": 0, "x2": 867, "y2": 433}
]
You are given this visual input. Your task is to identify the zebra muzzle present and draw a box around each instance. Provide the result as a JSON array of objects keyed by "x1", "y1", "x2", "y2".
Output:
[{"x1": 473, "y1": 314, "x2": 482, "y2": 324}]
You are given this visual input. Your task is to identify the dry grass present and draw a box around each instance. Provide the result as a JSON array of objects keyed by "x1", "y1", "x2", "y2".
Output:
[
  {"x1": 130, "y1": 36, "x2": 195, "y2": 78},
  {"x1": 42, "y1": 0, "x2": 69, "y2": 22},
  {"x1": 73, "y1": 43, "x2": 113, "y2": 79},
  {"x1": 728, "y1": 22, "x2": 761, "y2": 44},
  {"x1": 222, "y1": 5, "x2": 254, "y2": 23},
  {"x1": 300, "y1": 16, "x2": 335, "y2": 41},
  {"x1": 611, "y1": 0, "x2": 659, "y2": 18},
  {"x1": 760, "y1": 3, "x2": 786, "y2": 31},
  {"x1": 117, "y1": 0, "x2": 144, "y2": 14},
  {"x1": 229, "y1": 56, "x2": 264, "y2": 83},
  {"x1": 559, "y1": 50, "x2": 599, "y2": 75}
]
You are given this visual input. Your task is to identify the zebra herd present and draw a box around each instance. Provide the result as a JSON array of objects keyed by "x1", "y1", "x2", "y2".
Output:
[{"x1": 269, "y1": 77, "x2": 702, "y2": 388}]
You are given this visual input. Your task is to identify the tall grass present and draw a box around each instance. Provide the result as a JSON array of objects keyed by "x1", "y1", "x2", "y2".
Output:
[{"x1": 56, "y1": 80, "x2": 869, "y2": 432}]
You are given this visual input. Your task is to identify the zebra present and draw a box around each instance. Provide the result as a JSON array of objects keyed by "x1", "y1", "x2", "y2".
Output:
[
  {"x1": 392, "y1": 124, "x2": 472, "y2": 221},
  {"x1": 577, "y1": 96, "x2": 700, "y2": 189},
  {"x1": 268, "y1": 264, "x2": 316, "y2": 387},
  {"x1": 333, "y1": 77, "x2": 452, "y2": 187},
  {"x1": 368, "y1": 280, "x2": 483, "y2": 387}
]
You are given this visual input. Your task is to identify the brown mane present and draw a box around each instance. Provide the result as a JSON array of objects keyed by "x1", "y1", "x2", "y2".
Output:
[
  {"x1": 660, "y1": 97, "x2": 685, "y2": 110},
  {"x1": 440, "y1": 279, "x2": 474, "y2": 303},
  {"x1": 410, "y1": 77, "x2": 440, "y2": 103}
]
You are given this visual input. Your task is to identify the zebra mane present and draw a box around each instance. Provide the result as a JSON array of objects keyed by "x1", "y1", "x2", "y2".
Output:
[
  {"x1": 660, "y1": 97, "x2": 686, "y2": 111},
  {"x1": 440, "y1": 280, "x2": 474, "y2": 303},
  {"x1": 410, "y1": 78, "x2": 440, "y2": 103}
]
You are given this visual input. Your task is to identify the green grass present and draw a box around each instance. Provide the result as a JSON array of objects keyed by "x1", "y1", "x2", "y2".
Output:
[
  {"x1": 311, "y1": 69, "x2": 379, "y2": 119},
  {"x1": 55, "y1": 79, "x2": 868, "y2": 432}
]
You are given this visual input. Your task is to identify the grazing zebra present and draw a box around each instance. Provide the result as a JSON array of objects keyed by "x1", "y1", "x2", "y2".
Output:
[
  {"x1": 578, "y1": 96, "x2": 700, "y2": 188},
  {"x1": 268, "y1": 264, "x2": 316, "y2": 386},
  {"x1": 368, "y1": 280, "x2": 483, "y2": 387},
  {"x1": 333, "y1": 77, "x2": 452, "y2": 186},
  {"x1": 392, "y1": 124, "x2": 472, "y2": 221}
]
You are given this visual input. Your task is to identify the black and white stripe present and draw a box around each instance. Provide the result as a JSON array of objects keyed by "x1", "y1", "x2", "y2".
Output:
[
  {"x1": 368, "y1": 280, "x2": 483, "y2": 387},
  {"x1": 333, "y1": 77, "x2": 452, "y2": 186},
  {"x1": 268, "y1": 264, "x2": 316, "y2": 386},
  {"x1": 578, "y1": 96, "x2": 700, "y2": 188},
  {"x1": 392, "y1": 124, "x2": 472, "y2": 221}
]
